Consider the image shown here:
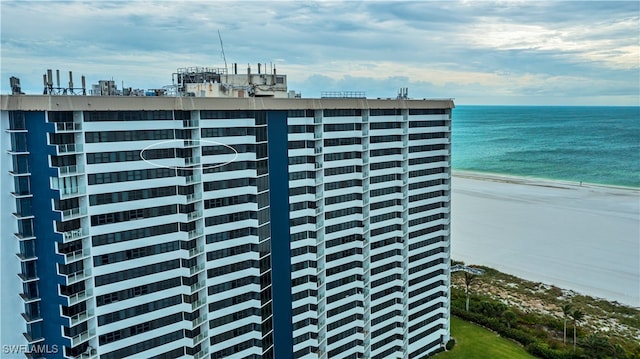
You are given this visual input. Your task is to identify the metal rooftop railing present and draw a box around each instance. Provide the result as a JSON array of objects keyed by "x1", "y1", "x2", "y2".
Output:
[{"x1": 321, "y1": 91, "x2": 366, "y2": 98}]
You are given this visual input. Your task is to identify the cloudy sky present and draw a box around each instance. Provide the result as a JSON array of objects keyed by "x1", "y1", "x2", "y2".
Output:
[{"x1": 1, "y1": 1, "x2": 638, "y2": 105}]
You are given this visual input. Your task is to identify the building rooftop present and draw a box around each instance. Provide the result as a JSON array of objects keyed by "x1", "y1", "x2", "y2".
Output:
[
  {"x1": 5, "y1": 65, "x2": 454, "y2": 108},
  {"x1": 0, "y1": 95, "x2": 455, "y2": 111}
]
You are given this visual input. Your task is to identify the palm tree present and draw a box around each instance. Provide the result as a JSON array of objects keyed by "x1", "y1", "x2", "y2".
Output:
[
  {"x1": 463, "y1": 272, "x2": 475, "y2": 312},
  {"x1": 561, "y1": 303, "x2": 572, "y2": 345},
  {"x1": 571, "y1": 309, "x2": 584, "y2": 353},
  {"x1": 503, "y1": 309, "x2": 517, "y2": 329},
  {"x1": 580, "y1": 333, "x2": 608, "y2": 359}
]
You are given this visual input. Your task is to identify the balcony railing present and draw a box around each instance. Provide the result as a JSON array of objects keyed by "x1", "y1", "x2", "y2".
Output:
[
  {"x1": 193, "y1": 346, "x2": 209, "y2": 359},
  {"x1": 68, "y1": 310, "x2": 94, "y2": 326},
  {"x1": 190, "y1": 280, "x2": 205, "y2": 292},
  {"x1": 183, "y1": 120, "x2": 199, "y2": 128},
  {"x1": 58, "y1": 164, "x2": 84, "y2": 177},
  {"x1": 187, "y1": 210, "x2": 202, "y2": 221},
  {"x1": 188, "y1": 246, "x2": 203, "y2": 258},
  {"x1": 188, "y1": 228, "x2": 203, "y2": 240},
  {"x1": 65, "y1": 269, "x2": 91, "y2": 284},
  {"x1": 59, "y1": 186, "x2": 86, "y2": 199},
  {"x1": 190, "y1": 263, "x2": 204, "y2": 276},
  {"x1": 185, "y1": 156, "x2": 201, "y2": 167},
  {"x1": 56, "y1": 143, "x2": 83, "y2": 154},
  {"x1": 186, "y1": 193, "x2": 201, "y2": 202},
  {"x1": 55, "y1": 122, "x2": 82, "y2": 132},
  {"x1": 193, "y1": 331, "x2": 207, "y2": 345},
  {"x1": 61, "y1": 228, "x2": 88, "y2": 242},
  {"x1": 66, "y1": 289, "x2": 93, "y2": 306},
  {"x1": 70, "y1": 329, "x2": 95, "y2": 347},
  {"x1": 192, "y1": 315, "x2": 207, "y2": 327},
  {"x1": 63, "y1": 248, "x2": 90, "y2": 264},
  {"x1": 58, "y1": 206, "x2": 87, "y2": 221},
  {"x1": 191, "y1": 297, "x2": 206, "y2": 310},
  {"x1": 186, "y1": 174, "x2": 201, "y2": 184}
]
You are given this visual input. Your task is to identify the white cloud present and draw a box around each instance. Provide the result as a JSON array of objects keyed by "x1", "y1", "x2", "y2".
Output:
[{"x1": 0, "y1": 0, "x2": 638, "y2": 105}]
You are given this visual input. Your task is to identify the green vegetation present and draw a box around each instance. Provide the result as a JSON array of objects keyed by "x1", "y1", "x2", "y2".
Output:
[
  {"x1": 435, "y1": 316, "x2": 537, "y2": 359},
  {"x1": 445, "y1": 262, "x2": 640, "y2": 359}
]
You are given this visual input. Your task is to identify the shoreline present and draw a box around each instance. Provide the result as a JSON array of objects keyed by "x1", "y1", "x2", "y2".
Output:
[
  {"x1": 452, "y1": 169, "x2": 640, "y2": 193},
  {"x1": 450, "y1": 172, "x2": 640, "y2": 308}
]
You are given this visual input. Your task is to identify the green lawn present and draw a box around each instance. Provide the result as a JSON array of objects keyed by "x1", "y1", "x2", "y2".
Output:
[{"x1": 434, "y1": 316, "x2": 537, "y2": 359}]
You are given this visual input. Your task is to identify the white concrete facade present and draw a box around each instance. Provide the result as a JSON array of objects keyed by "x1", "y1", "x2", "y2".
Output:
[{"x1": 1, "y1": 95, "x2": 452, "y2": 359}]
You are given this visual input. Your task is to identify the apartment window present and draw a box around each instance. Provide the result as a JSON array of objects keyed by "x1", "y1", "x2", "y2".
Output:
[
  {"x1": 98, "y1": 295, "x2": 181, "y2": 325},
  {"x1": 325, "y1": 207, "x2": 362, "y2": 220},
  {"x1": 206, "y1": 228, "x2": 256, "y2": 244},
  {"x1": 370, "y1": 148, "x2": 402, "y2": 157},
  {"x1": 409, "y1": 167, "x2": 445, "y2": 178},
  {"x1": 370, "y1": 109, "x2": 401, "y2": 116},
  {"x1": 201, "y1": 110, "x2": 256, "y2": 119},
  {"x1": 408, "y1": 268, "x2": 445, "y2": 287},
  {"x1": 324, "y1": 165, "x2": 361, "y2": 176},
  {"x1": 325, "y1": 248, "x2": 362, "y2": 262},
  {"x1": 325, "y1": 220, "x2": 363, "y2": 234},
  {"x1": 323, "y1": 123, "x2": 361, "y2": 132},
  {"x1": 409, "y1": 144, "x2": 447, "y2": 153},
  {"x1": 324, "y1": 193, "x2": 361, "y2": 205},
  {"x1": 90, "y1": 204, "x2": 177, "y2": 226},
  {"x1": 324, "y1": 137, "x2": 361, "y2": 147},
  {"x1": 204, "y1": 194, "x2": 255, "y2": 209},
  {"x1": 370, "y1": 174, "x2": 402, "y2": 184},
  {"x1": 370, "y1": 122, "x2": 402, "y2": 129},
  {"x1": 100, "y1": 330, "x2": 183, "y2": 359},
  {"x1": 323, "y1": 109, "x2": 361, "y2": 117},
  {"x1": 201, "y1": 127, "x2": 254, "y2": 137},
  {"x1": 96, "y1": 278, "x2": 181, "y2": 306},
  {"x1": 91, "y1": 223, "x2": 178, "y2": 246},
  {"x1": 94, "y1": 260, "x2": 181, "y2": 286},
  {"x1": 205, "y1": 211, "x2": 257, "y2": 226},
  {"x1": 94, "y1": 241, "x2": 180, "y2": 266},
  {"x1": 409, "y1": 132, "x2": 446, "y2": 141},
  {"x1": 370, "y1": 135, "x2": 401, "y2": 143},
  {"x1": 408, "y1": 178, "x2": 447, "y2": 190},
  {"x1": 87, "y1": 148, "x2": 175, "y2": 164},
  {"x1": 288, "y1": 125, "x2": 314, "y2": 133},
  {"x1": 408, "y1": 156, "x2": 446, "y2": 166},
  {"x1": 88, "y1": 168, "x2": 175, "y2": 185},
  {"x1": 289, "y1": 156, "x2": 315, "y2": 165},
  {"x1": 209, "y1": 308, "x2": 261, "y2": 329},
  {"x1": 85, "y1": 129, "x2": 173, "y2": 143},
  {"x1": 324, "y1": 152, "x2": 361, "y2": 161},
  {"x1": 8, "y1": 111, "x2": 26, "y2": 130},
  {"x1": 325, "y1": 234, "x2": 361, "y2": 248},
  {"x1": 209, "y1": 292, "x2": 261, "y2": 312},
  {"x1": 409, "y1": 290, "x2": 445, "y2": 309},
  {"x1": 90, "y1": 186, "x2": 176, "y2": 206},
  {"x1": 203, "y1": 178, "x2": 254, "y2": 191},
  {"x1": 84, "y1": 110, "x2": 176, "y2": 122},
  {"x1": 287, "y1": 110, "x2": 315, "y2": 118},
  {"x1": 370, "y1": 161, "x2": 402, "y2": 170},
  {"x1": 408, "y1": 224, "x2": 446, "y2": 239},
  {"x1": 206, "y1": 260, "x2": 258, "y2": 278},
  {"x1": 408, "y1": 108, "x2": 448, "y2": 115},
  {"x1": 409, "y1": 120, "x2": 447, "y2": 128},
  {"x1": 324, "y1": 179, "x2": 362, "y2": 191}
]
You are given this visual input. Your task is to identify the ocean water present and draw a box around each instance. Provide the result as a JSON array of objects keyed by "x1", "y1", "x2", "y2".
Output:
[{"x1": 451, "y1": 106, "x2": 640, "y2": 188}]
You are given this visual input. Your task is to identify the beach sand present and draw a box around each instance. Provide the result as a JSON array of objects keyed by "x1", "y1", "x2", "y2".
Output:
[{"x1": 450, "y1": 171, "x2": 640, "y2": 308}]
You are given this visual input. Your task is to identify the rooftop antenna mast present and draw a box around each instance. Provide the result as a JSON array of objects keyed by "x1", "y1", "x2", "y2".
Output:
[{"x1": 218, "y1": 30, "x2": 228, "y2": 74}]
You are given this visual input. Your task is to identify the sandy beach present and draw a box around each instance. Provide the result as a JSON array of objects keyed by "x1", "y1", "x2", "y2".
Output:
[{"x1": 450, "y1": 171, "x2": 640, "y2": 308}]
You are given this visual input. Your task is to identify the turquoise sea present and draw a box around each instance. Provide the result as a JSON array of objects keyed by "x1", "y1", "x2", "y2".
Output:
[{"x1": 451, "y1": 106, "x2": 640, "y2": 188}]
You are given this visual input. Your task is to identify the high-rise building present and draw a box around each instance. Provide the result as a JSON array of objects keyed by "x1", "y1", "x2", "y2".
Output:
[{"x1": 0, "y1": 67, "x2": 453, "y2": 359}]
